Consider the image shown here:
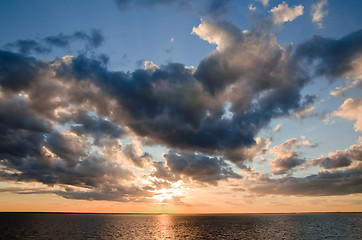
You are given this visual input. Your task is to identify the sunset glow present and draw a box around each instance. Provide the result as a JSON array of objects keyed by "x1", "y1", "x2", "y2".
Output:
[{"x1": 0, "y1": 0, "x2": 361, "y2": 214}]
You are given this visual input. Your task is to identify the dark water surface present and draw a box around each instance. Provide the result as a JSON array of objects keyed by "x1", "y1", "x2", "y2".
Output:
[{"x1": 0, "y1": 213, "x2": 361, "y2": 239}]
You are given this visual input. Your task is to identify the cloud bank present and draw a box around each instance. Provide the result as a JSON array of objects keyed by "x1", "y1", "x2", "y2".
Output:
[{"x1": 1, "y1": 3, "x2": 362, "y2": 202}]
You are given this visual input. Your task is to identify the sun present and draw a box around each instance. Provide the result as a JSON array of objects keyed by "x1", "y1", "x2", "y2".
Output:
[{"x1": 151, "y1": 181, "x2": 185, "y2": 203}]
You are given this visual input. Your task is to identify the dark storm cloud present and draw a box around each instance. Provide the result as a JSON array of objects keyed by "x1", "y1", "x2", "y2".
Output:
[
  {"x1": 0, "y1": 97, "x2": 52, "y2": 167},
  {"x1": 295, "y1": 29, "x2": 362, "y2": 78},
  {"x1": 250, "y1": 162, "x2": 362, "y2": 196},
  {"x1": 164, "y1": 151, "x2": 241, "y2": 185},
  {"x1": 3, "y1": 30, "x2": 104, "y2": 55},
  {"x1": 57, "y1": 56, "x2": 233, "y2": 151},
  {"x1": 56, "y1": 48, "x2": 313, "y2": 161},
  {"x1": 0, "y1": 50, "x2": 47, "y2": 92}
]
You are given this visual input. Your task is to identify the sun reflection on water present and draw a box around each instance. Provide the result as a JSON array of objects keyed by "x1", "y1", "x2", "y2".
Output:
[{"x1": 154, "y1": 214, "x2": 176, "y2": 239}]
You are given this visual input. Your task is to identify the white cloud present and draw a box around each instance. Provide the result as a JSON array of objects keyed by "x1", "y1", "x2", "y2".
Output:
[
  {"x1": 249, "y1": 4, "x2": 256, "y2": 11},
  {"x1": 258, "y1": 0, "x2": 269, "y2": 7},
  {"x1": 334, "y1": 98, "x2": 362, "y2": 132},
  {"x1": 273, "y1": 124, "x2": 281, "y2": 133},
  {"x1": 144, "y1": 60, "x2": 159, "y2": 71},
  {"x1": 311, "y1": 0, "x2": 328, "y2": 28},
  {"x1": 270, "y1": 2, "x2": 304, "y2": 24},
  {"x1": 269, "y1": 137, "x2": 318, "y2": 174},
  {"x1": 192, "y1": 20, "x2": 240, "y2": 51}
]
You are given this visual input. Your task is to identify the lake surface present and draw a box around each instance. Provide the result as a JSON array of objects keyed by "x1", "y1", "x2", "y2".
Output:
[{"x1": 0, "y1": 213, "x2": 361, "y2": 239}]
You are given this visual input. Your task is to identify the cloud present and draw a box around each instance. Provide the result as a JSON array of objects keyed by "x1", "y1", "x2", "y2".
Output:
[
  {"x1": 330, "y1": 75, "x2": 362, "y2": 97},
  {"x1": 273, "y1": 124, "x2": 281, "y2": 133},
  {"x1": 0, "y1": 96, "x2": 135, "y2": 189},
  {"x1": 269, "y1": 138, "x2": 317, "y2": 175},
  {"x1": 0, "y1": 54, "x2": 141, "y2": 201},
  {"x1": 294, "y1": 29, "x2": 362, "y2": 79},
  {"x1": 269, "y1": 2, "x2": 304, "y2": 24},
  {"x1": 0, "y1": 17, "x2": 327, "y2": 199},
  {"x1": 334, "y1": 98, "x2": 362, "y2": 132},
  {"x1": 1, "y1": 14, "x2": 362, "y2": 201},
  {"x1": 249, "y1": 4, "x2": 256, "y2": 11},
  {"x1": 311, "y1": 0, "x2": 328, "y2": 28},
  {"x1": 3, "y1": 40, "x2": 51, "y2": 55},
  {"x1": 309, "y1": 143, "x2": 362, "y2": 169},
  {"x1": 3, "y1": 30, "x2": 104, "y2": 55},
  {"x1": 123, "y1": 143, "x2": 153, "y2": 168},
  {"x1": 251, "y1": 141, "x2": 362, "y2": 196},
  {"x1": 250, "y1": 162, "x2": 362, "y2": 196},
  {"x1": 0, "y1": 97, "x2": 52, "y2": 165},
  {"x1": 151, "y1": 161, "x2": 180, "y2": 182},
  {"x1": 57, "y1": 109, "x2": 125, "y2": 145},
  {"x1": 164, "y1": 151, "x2": 241, "y2": 185},
  {"x1": 224, "y1": 137, "x2": 271, "y2": 163},
  {"x1": 0, "y1": 185, "x2": 153, "y2": 202},
  {"x1": 257, "y1": 0, "x2": 269, "y2": 7},
  {"x1": 0, "y1": 50, "x2": 47, "y2": 92},
  {"x1": 45, "y1": 30, "x2": 104, "y2": 49}
]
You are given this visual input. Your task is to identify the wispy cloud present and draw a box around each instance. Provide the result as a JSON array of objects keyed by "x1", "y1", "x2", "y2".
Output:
[
  {"x1": 257, "y1": 0, "x2": 269, "y2": 7},
  {"x1": 3, "y1": 30, "x2": 104, "y2": 55},
  {"x1": 311, "y1": 0, "x2": 328, "y2": 28}
]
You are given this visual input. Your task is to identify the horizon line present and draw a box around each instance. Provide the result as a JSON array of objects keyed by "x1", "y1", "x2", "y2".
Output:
[{"x1": 1, "y1": 211, "x2": 361, "y2": 215}]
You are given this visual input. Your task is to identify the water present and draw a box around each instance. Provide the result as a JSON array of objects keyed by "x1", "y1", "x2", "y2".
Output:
[{"x1": 0, "y1": 213, "x2": 361, "y2": 239}]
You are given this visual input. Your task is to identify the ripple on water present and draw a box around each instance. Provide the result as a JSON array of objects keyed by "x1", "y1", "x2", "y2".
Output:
[{"x1": 0, "y1": 213, "x2": 361, "y2": 240}]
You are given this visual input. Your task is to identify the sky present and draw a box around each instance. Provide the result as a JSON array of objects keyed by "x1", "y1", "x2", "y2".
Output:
[{"x1": 0, "y1": 0, "x2": 361, "y2": 213}]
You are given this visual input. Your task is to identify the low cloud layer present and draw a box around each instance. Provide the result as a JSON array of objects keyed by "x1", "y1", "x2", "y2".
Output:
[
  {"x1": 310, "y1": 143, "x2": 362, "y2": 169},
  {"x1": 250, "y1": 162, "x2": 362, "y2": 196}
]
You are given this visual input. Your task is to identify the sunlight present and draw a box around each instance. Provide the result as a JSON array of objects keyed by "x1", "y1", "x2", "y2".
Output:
[{"x1": 151, "y1": 181, "x2": 185, "y2": 203}]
